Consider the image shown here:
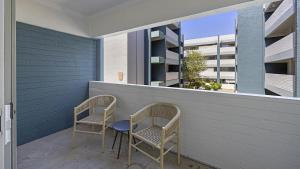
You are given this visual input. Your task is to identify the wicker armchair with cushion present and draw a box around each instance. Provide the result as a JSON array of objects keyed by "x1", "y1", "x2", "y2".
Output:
[
  {"x1": 128, "y1": 103, "x2": 181, "y2": 169},
  {"x1": 72, "y1": 95, "x2": 116, "y2": 150}
]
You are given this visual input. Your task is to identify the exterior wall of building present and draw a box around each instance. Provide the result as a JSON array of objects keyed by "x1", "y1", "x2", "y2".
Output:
[
  {"x1": 184, "y1": 34, "x2": 236, "y2": 90},
  {"x1": 237, "y1": 5, "x2": 265, "y2": 94},
  {"x1": 103, "y1": 34, "x2": 128, "y2": 84},
  {"x1": 296, "y1": 0, "x2": 300, "y2": 97},
  {"x1": 16, "y1": 22, "x2": 97, "y2": 145},
  {"x1": 264, "y1": 0, "x2": 297, "y2": 97},
  {"x1": 103, "y1": 24, "x2": 182, "y2": 87},
  {"x1": 103, "y1": 31, "x2": 146, "y2": 85},
  {"x1": 127, "y1": 30, "x2": 145, "y2": 85},
  {"x1": 150, "y1": 24, "x2": 182, "y2": 87}
]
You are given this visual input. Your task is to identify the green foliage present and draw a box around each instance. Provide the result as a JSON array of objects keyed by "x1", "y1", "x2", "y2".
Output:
[
  {"x1": 204, "y1": 83, "x2": 212, "y2": 90},
  {"x1": 183, "y1": 51, "x2": 207, "y2": 85},
  {"x1": 182, "y1": 51, "x2": 222, "y2": 91},
  {"x1": 185, "y1": 78, "x2": 222, "y2": 91},
  {"x1": 211, "y1": 82, "x2": 222, "y2": 91}
]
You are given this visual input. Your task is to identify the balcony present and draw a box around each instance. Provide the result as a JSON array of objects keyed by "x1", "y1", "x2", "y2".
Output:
[
  {"x1": 198, "y1": 46, "x2": 235, "y2": 56},
  {"x1": 264, "y1": 1, "x2": 282, "y2": 13},
  {"x1": 150, "y1": 28, "x2": 179, "y2": 47},
  {"x1": 166, "y1": 26, "x2": 179, "y2": 47},
  {"x1": 150, "y1": 56, "x2": 165, "y2": 64},
  {"x1": 168, "y1": 22, "x2": 180, "y2": 30},
  {"x1": 221, "y1": 47, "x2": 235, "y2": 55},
  {"x1": 166, "y1": 72, "x2": 179, "y2": 81},
  {"x1": 265, "y1": 0, "x2": 295, "y2": 37},
  {"x1": 265, "y1": 73, "x2": 294, "y2": 97},
  {"x1": 150, "y1": 81, "x2": 165, "y2": 86},
  {"x1": 265, "y1": 32, "x2": 294, "y2": 63},
  {"x1": 200, "y1": 71, "x2": 235, "y2": 80},
  {"x1": 219, "y1": 34, "x2": 236, "y2": 44},
  {"x1": 151, "y1": 30, "x2": 164, "y2": 41},
  {"x1": 166, "y1": 79, "x2": 179, "y2": 86},
  {"x1": 184, "y1": 34, "x2": 235, "y2": 47},
  {"x1": 206, "y1": 59, "x2": 235, "y2": 67},
  {"x1": 85, "y1": 82, "x2": 299, "y2": 169},
  {"x1": 166, "y1": 50, "x2": 179, "y2": 65},
  {"x1": 166, "y1": 72, "x2": 179, "y2": 86},
  {"x1": 150, "y1": 50, "x2": 179, "y2": 65},
  {"x1": 13, "y1": 1, "x2": 300, "y2": 169}
]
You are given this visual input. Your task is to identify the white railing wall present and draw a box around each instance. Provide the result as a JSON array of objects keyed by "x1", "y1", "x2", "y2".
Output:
[{"x1": 89, "y1": 81, "x2": 300, "y2": 169}]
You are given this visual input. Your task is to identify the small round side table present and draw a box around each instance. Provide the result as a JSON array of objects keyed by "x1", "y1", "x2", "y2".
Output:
[{"x1": 111, "y1": 120, "x2": 136, "y2": 159}]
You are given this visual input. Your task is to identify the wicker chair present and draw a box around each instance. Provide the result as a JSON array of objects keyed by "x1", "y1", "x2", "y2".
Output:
[
  {"x1": 128, "y1": 103, "x2": 181, "y2": 169},
  {"x1": 72, "y1": 95, "x2": 116, "y2": 150}
]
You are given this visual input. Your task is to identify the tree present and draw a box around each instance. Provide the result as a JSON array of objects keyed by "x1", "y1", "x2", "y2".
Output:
[{"x1": 182, "y1": 51, "x2": 207, "y2": 88}]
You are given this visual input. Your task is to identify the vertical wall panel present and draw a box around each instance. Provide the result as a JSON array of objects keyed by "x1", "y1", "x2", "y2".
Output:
[
  {"x1": 127, "y1": 31, "x2": 138, "y2": 84},
  {"x1": 237, "y1": 5, "x2": 265, "y2": 94},
  {"x1": 128, "y1": 30, "x2": 145, "y2": 85},
  {"x1": 16, "y1": 22, "x2": 97, "y2": 145},
  {"x1": 296, "y1": 0, "x2": 300, "y2": 97}
]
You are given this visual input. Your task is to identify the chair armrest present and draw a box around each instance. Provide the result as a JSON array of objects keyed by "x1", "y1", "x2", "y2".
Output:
[
  {"x1": 104, "y1": 98, "x2": 116, "y2": 120},
  {"x1": 74, "y1": 97, "x2": 93, "y2": 117},
  {"x1": 163, "y1": 107, "x2": 181, "y2": 139},
  {"x1": 130, "y1": 103, "x2": 154, "y2": 126}
]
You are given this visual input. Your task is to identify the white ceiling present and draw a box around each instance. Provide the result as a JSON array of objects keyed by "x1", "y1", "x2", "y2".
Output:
[{"x1": 35, "y1": 0, "x2": 132, "y2": 16}]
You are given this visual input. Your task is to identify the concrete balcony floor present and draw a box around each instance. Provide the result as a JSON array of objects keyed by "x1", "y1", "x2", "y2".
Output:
[{"x1": 18, "y1": 128, "x2": 214, "y2": 169}]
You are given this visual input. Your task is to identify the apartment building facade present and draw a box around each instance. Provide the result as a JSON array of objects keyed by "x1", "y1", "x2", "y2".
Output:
[
  {"x1": 103, "y1": 23, "x2": 183, "y2": 87},
  {"x1": 184, "y1": 34, "x2": 236, "y2": 90},
  {"x1": 150, "y1": 23, "x2": 184, "y2": 87},
  {"x1": 264, "y1": 0, "x2": 299, "y2": 97}
]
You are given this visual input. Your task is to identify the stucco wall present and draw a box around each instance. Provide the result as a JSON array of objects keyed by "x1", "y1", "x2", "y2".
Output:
[
  {"x1": 90, "y1": 81, "x2": 300, "y2": 169},
  {"x1": 103, "y1": 34, "x2": 128, "y2": 84}
]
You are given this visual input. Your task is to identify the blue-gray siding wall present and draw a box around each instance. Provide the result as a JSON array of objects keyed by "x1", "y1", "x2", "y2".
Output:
[
  {"x1": 236, "y1": 5, "x2": 265, "y2": 94},
  {"x1": 16, "y1": 22, "x2": 97, "y2": 145}
]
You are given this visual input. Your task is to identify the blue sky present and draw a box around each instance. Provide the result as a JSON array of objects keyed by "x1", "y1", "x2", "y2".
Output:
[{"x1": 182, "y1": 11, "x2": 237, "y2": 40}]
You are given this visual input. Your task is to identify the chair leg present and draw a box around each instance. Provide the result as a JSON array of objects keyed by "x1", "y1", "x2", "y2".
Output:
[
  {"x1": 127, "y1": 131, "x2": 136, "y2": 144},
  {"x1": 177, "y1": 134, "x2": 180, "y2": 165},
  {"x1": 102, "y1": 125, "x2": 105, "y2": 152},
  {"x1": 72, "y1": 125, "x2": 76, "y2": 148},
  {"x1": 128, "y1": 132, "x2": 132, "y2": 165},
  {"x1": 133, "y1": 136, "x2": 136, "y2": 144},
  {"x1": 160, "y1": 146, "x2": 164, "y2": 169},
  {"x1": 177, "y1": 126, "x2": 181, "y2": 165},
  {"x1": 117, "y1": 132, "x2": 123, "y2": 159},
  {"x1": 112, "y1": 131, "x2": 119, "y2": 150}
]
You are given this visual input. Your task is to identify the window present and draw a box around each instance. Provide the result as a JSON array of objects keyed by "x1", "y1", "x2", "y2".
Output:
[{"x1": 102, "y1": 0, "x2": 299, "y2": 98}]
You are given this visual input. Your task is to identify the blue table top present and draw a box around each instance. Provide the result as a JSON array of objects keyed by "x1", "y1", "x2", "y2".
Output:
[{"x1": 111, "y1": 120, "x2": 130, "y2": 132}]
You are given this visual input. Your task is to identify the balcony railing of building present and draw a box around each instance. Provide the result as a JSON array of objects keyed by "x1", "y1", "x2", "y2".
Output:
[
  {"x1": 265, "y1": 0, "x2": 295, "y2": 37},
  {"x1": 206, "y1": 59, "x2": 236, "y2": 67},
  {"x1": 151, "y1": 27, "x2": 179, "y2": 48},
  {"x1": 265, "y1": 73, "x2": 294, "y2": 96},
  {"x1": 200, "y1": 71, "x2": 235, "y2": 80},
  {"x1": 265, "y1": 32, "x2": 294, "y2": 63},
  {"x1": 151, "y1": 50, "x2": 179, "y2": 65}
]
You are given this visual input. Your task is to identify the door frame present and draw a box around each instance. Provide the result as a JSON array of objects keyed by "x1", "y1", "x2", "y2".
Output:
[
  {"x1": 0, "y1": 0, "x2": 16, "y2": 169},
  {"x1": 0, "y1": 0, "x2": 5, "y2": 167}
]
